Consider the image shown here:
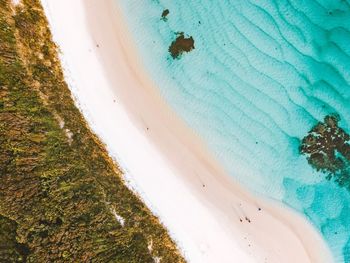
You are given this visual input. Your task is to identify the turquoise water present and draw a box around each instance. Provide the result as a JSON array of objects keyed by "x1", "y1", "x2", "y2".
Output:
[{"x1": 118, "y1": 0, "x2": 350, "y2": 261}]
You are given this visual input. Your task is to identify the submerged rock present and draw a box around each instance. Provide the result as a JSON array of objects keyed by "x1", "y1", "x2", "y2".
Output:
[
  {"x1": 161, "y1": 9, "x2": 169, "y2": 21},
  {"x1": 300, "y1": 115, "x2": 350, "y2": 186},
  {"x1": 168, "y1": 32, "x2": 194, "y2": 59}
]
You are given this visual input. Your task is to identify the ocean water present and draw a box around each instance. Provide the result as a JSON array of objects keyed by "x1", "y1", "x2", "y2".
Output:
[{"x1": 118, "y1": 0, "x2": 350, "y2": 261}]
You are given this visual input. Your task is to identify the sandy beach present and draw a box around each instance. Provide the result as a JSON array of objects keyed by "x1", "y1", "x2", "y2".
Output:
[{"x1": 40, "y1": 0, "x2": 334, "y2": 262}]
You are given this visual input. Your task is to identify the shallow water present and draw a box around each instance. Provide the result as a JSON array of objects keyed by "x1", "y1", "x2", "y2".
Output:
[{"x1": 118, "y1": 0, "x2": 350, "y2": 261}]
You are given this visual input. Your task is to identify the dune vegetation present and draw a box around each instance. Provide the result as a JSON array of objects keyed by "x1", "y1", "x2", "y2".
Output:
[{"x1": 0, "y1": 0, "x2": 184, "y2": 262}]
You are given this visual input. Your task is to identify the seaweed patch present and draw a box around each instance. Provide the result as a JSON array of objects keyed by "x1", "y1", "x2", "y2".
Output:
[
  {"x1": 161, "y1": 9, "x2": 169, "y2": 21},
  {"x1": 168, "y1": 32, "x2": 194, "y2": 59},
  {"x1": 300, "y1": 115, "x2": 350, "y2": 187}
]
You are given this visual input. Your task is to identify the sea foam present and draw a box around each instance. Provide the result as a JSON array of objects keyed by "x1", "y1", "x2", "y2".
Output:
[{"x1": 118, "y1": 0, "x2": 350, "y2": 261}]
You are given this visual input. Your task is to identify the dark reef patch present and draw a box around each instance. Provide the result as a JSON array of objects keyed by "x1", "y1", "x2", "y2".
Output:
[
  {"x1": 161, "y1": 9, "x2": 169, "y2": 21},
  {"x1": 169, "y1": 32, "x2": 195, "y2": 59},
  {"x1": 300, "y1": 115, "x2": 350, "y2": 187}
]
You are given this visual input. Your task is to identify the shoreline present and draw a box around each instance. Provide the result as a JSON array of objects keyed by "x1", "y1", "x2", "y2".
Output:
[{"x1": 41, "y1": 0, "x2": 334, "y2": 262}]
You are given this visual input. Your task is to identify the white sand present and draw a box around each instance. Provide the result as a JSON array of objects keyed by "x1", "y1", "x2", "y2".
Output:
[
  {"x1": 40, "y1": 0, "x2": 334, "y2": 262},
  {"x1": 11, "y1": 0, "x2": 21, "y2": 6}
]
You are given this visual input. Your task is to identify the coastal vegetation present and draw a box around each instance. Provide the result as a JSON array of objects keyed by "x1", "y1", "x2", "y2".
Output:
[{"x1": 0, "y1": 0, "x2": 184, "y2": 262}]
